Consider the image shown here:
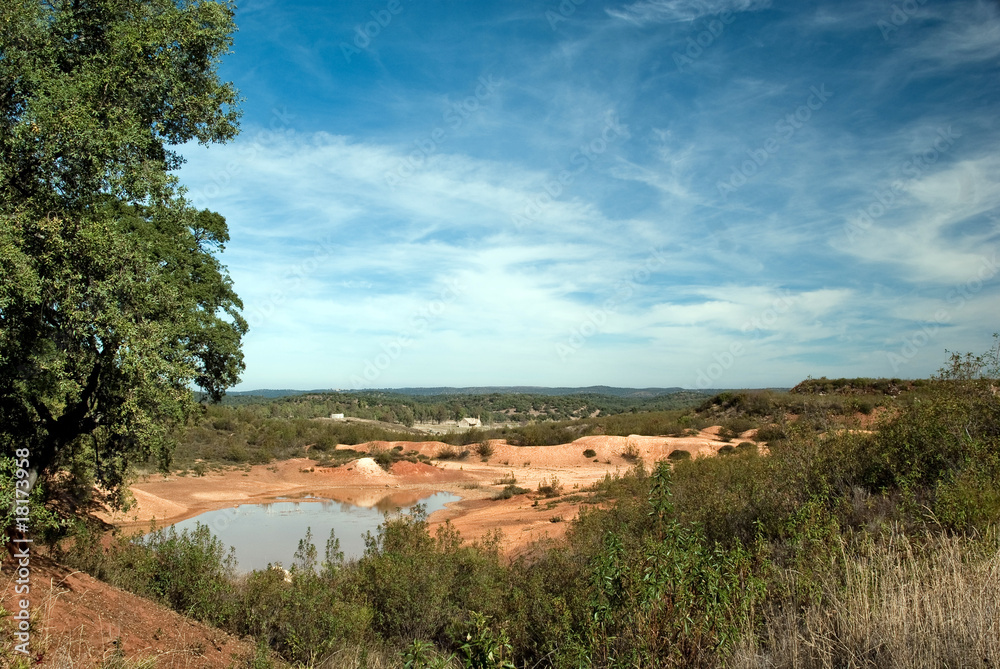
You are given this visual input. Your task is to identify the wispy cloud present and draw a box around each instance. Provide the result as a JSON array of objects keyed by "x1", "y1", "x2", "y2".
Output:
[
  {"x1": 606, "y1": 0, "x2": 771, "y2": 25},
  {"x1": 175, "y1": 0, "x2": 1000, "y2": 389}
]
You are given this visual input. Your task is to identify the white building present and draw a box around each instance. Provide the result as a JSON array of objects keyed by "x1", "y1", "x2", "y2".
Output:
[{"x1": 459, "y1": 416, "x2": 482, "y2": 428}]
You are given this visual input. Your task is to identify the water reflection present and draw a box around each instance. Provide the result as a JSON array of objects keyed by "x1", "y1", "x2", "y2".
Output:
[{"x1": 163, "y1": 490, "x2": 459, "y2": 572}]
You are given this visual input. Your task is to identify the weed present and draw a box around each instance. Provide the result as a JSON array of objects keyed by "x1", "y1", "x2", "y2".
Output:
[
  {"x1": 493, "y1": 472, "x2": 517, "y2": 486},
  {"x1": 537, "y1": 476, "x2": 563, "y2": 499}
]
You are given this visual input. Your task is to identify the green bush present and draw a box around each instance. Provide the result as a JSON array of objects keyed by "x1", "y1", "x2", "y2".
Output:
[
  {"x1": 668, "y1": 449, "x2": 691, "y2": 461},
  {"x1": 718, "y1": 417, "x2": 756, "y2": 441},
  {"x1": 372, "y1": 449, "x2": 396, "y2": 471},
  {"x1": 755, "y1": 424, "x2": 786, "y2": 442},
  {"x1": 583, "y1": 448, "x2": 597, "y2": 458},
  {"x1": 435, "y1": 446, "x2": 465, "y2": 460},
  {"x1": 493, "y1": 485, "x2": 530, "y2": 500}
]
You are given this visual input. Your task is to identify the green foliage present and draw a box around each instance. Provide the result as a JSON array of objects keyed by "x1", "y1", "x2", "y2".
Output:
[
  {"x1": 587, "y1": 462, "x2": 765, "y2": 666},
  {"x1": 583, "y1": 448, "x2": 597, "y2": 458},
  {"x1": 493, "y1": 485, "x2": 530, "y2": 500},
  {"x1": 371, "y1": 448, "x2": 397, "y2": 470},
  {"x1": 754, "y1": 424, "x2": 787, "y2": 442},
  {"x1": 403, "y1": 639, "x2": 455, "y2": 669},
  {"x1": 459, "y1": 612, "x2": 516, "y2": 669},
  {"x1": 718, "y1": 417, "x2": 756, "y2": 441},
  {"x1": 0, "y1": 454, "x2": 65, "y2": 545},
  {"x1": 0, "y1": 0, "x2": 245, "y2": 511}
]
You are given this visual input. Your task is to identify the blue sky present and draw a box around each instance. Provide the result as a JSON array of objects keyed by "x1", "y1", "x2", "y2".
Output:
[{"x1": 178, "y1": 0, "x2": 1000, "y2": 390}]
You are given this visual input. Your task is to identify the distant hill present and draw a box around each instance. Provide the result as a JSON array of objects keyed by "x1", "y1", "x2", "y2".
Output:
[
  {"x1": 383, "y1": 386, "x2": 693, "y2": 398},
  {"x1": 226, "y1": 386, "x2": 702, "y2": 399},
  {"x1": 225, "y1": 389, "x2": 312, "y2": 398}
]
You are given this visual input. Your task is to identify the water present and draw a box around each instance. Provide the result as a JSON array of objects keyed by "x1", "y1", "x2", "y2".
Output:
[{"x1": 162, "y1": 490, "x2": 460, "y2": 571}]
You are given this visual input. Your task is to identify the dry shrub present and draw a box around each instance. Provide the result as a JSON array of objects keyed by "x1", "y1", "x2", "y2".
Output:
[
  {"x1": 621, "y1": 442, "x2": 641, "y2": 462},
  {"x1": 537, "y1": 476, "x2": 563, "y2": 498},
  {"x1": 435, "y1": 445, "x2": 468, "y2": 460},
  {"x1": 731, "y1": 530, "x2": 1000, "y2": 668}
]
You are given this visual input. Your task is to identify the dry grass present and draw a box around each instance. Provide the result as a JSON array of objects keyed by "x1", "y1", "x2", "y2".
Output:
[{"x1": 732, "y1": 530, "x2": 1000, "y2": 668}]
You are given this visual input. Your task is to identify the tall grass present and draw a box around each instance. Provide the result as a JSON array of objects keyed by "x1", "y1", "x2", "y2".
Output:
[{"x1": 733, "y1": 530, "x2": 1000, "y2": 668}]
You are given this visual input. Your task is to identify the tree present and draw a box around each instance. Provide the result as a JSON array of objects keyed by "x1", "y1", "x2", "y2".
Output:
[{"x1": 0, "y1": 0, "x2": 246, "y2": 516}]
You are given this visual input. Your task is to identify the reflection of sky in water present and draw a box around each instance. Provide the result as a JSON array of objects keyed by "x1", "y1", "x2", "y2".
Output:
[{"x1": 163, "y1": 492, "x2": 459, "y2": 571}]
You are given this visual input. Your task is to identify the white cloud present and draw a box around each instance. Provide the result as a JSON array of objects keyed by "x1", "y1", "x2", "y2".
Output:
[{"x1": 607, "y1": 0, "x2": 771, "y2": 25}]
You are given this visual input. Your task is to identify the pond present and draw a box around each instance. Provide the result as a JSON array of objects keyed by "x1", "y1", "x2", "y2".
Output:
[{"x1": 163, "y1": 490, "x2": 460, "y2": 571}]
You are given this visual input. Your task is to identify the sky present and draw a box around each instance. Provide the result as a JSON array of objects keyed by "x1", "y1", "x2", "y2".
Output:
[{"x1": 177, "y1": 0, "x2": 1000, "y2": 391}]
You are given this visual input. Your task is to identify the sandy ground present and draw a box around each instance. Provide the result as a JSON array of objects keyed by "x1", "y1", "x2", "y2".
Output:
[{"x1": 101, "y1": 428, "x2": 742, "y2": 551}]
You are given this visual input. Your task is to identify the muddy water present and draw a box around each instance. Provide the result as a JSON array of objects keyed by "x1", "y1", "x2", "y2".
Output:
[{"x1": 162, "y1": 490, "x2": 460, "y2": 571}]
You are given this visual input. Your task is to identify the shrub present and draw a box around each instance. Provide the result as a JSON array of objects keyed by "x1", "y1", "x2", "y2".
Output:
[
  {"x1": 621, "y1": 442, "x2": 641, "y2": 462},
  {"x1": 718, "y1": 445, "x2": 735, "y2": 456},
  {"x1": 494, "y1": 485, "x2": 530, "y2": 500},
  {"x1": 435, "y1": 446, "x2": 460, "y2": 460},
  {"x1": 668, "y1": 449, "x2": 691, "y2": 461},
  {"x1": 718, "y1": 417, "x2": 756, "y2": 442},
  {"x1": 476, "y1": 440, "x2": 495, "y2": 457},
  {"x1": 537, "y1": 476, "x2": 563, "y2": 498},
  {"x1": 371, "y1": 449, "x2": 395, "y2": 471},
  {"x1": 583, "y1": 449, "x2": 597, "y2": 458},
  {"x1": 493, "y1": 472, "x2": 517, "y2": 486},
  {"x1": 755, "y1": 424, "x2": 787, "y2": 442}
]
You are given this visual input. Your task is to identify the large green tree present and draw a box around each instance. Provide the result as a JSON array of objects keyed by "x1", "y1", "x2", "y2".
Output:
[{"x1": 0, "y1": 0, "x2": 246, "y2": 511}]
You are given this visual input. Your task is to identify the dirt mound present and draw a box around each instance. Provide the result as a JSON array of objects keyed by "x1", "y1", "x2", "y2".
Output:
[
  {"x1": 352, "y1": 440, "x2": 454, "y2": 457},
  {"x1": 352, "y1": 457, "x2": 388, "y2": 477},
  {"x1": 0, "y1": 554, "x2": 260, "y2": 667},
  {"x1": 390, "y1": 460, "x2": 467, "y2": 482}
]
